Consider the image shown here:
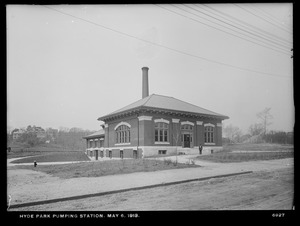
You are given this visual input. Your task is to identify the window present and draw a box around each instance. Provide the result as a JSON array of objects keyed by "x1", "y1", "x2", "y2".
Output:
[
  {"x1": 100, "y1": 140, "x2": 104, "y2": 147},
  {"x1": 120, "y1": 150, "x2": 123, "y2": 159},
  {"x1": 205, "y1": 126, "x2": 214, "y2": 143},
  {"x1": 158, "y1": 150, "x2": 167, "y2": 155},
  {"x1": 155, "y1": 122, "x2": 169, "y2": 142},
  {"x1": 115, "y1": 125, "x2": 131, "y2": 144}
]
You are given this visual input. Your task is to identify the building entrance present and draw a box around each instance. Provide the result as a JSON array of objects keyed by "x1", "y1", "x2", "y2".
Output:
[
  {"x1": 95, "y1": 150, "x2": 98, "y2": 160},
  {"x1": 183, "y1": 134, "x2": 191, "y2": 148}
]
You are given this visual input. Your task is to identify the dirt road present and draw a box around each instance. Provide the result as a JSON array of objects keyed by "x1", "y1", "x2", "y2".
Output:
[
  {"x1": 11, "y1": 167, "x2": 293, "y2": 211},
  {"x1": 7, "y1": 157, "x2": 294, "y2": 211}
]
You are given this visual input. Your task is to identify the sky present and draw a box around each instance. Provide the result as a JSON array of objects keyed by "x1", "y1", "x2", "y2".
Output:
[{"x1": 7, "y1": 4, "x2": 294, "y2": 134}]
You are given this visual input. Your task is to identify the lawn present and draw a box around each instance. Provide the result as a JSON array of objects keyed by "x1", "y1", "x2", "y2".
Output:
[
  {"x1": 10, "y1": 151, "x2": 90, "y2": 163},
  {"x1": 7, "y1": 142, "x2": 84, "y2": 159},
  {"x1": 223, "y1": 143, "x2": 293, "y2": 152},
  {"x1": 196, "y1": 150, "x2": 293, "y2": 163},
  {"x1": 13, "y1": 158, "x2": 199, "y2": 179}
]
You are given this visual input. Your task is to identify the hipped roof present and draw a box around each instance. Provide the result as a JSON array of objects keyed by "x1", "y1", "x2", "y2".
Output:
[
  {"x1": 82, "y1": 129, "x2": 105, "y2": 139},
  {"x1": 98, "y1": 94, "x2": 229, "y2": 121}
]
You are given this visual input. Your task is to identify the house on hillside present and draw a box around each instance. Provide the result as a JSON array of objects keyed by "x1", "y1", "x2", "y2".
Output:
[
  {"x1": 12, "y1": 129, "x2": 25, "y2": 140},
  {"x1": 84, "y1": 67, "x2": 229, "y2": 159}
]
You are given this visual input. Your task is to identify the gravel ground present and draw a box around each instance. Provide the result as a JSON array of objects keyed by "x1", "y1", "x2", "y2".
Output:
[
  {"x1": 7, "y1": 156, "x2": 294, "y2": 211},
  {"x1": 12, "y1": 167, "x2": 293, "y2": 211}
]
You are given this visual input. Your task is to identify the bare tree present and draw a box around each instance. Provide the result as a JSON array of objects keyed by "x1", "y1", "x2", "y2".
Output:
[
  {"x1": 256, "y1": 108, "x2": 273, "y2": 135},
  {"x1": 248, "y1": 123, "x2": 264, "y2": 136},
  {"x1": 223, "y1": 124, "x2": 243, "y2": 143},
  {"x1": 173, "y1": 124, "x2": 181, "y2": 164}
]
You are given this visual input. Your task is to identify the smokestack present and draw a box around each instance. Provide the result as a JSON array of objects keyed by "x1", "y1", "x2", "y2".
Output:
[{"x1": 142, "y1": 67, "x2": 149, "y2": 98}]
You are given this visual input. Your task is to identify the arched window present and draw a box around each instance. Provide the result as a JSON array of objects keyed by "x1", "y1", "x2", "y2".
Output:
[
  {"x1": 115, "y1": 125, "x2": 131, "y2": 144},
  {"x1": 155, "y1": 122, "x2": 169, "y2": 142},
  {"x1": 205, "y1": 126, "x2": 214, "y2": 143}
]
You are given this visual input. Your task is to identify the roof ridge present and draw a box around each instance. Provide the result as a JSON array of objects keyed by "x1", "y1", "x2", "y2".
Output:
[{"x1": 142, "y1": 94, "x2": 155, "y2": 106}]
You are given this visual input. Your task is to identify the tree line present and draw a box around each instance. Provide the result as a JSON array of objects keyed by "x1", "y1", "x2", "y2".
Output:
[
  {"x1": 223, "y1": 108, "x2": 293, "y2": 145},
  {"x1": 7, "y1": 126, "x2": 96, "y2": 151}
]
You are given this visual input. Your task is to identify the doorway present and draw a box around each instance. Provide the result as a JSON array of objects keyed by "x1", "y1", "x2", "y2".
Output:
[
  {"x1": 133, "y1": 150, "x2": 138, "y2": 159},
  {"x1": 95, "y1": 150, "x2": 98, "y2": 160},
  {"x1": 183, "y1": 134, "x2": 191, "y2": 148}
]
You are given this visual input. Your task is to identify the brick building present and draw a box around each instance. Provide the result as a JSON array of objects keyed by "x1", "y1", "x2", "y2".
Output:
[{"x1": 84, "y1": 67, "x2": 229, "y2": 159}]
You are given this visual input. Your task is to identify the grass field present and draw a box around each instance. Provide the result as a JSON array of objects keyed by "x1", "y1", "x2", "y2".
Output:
[
  {"x1": 13, "y1": 159, "x2": 199, "y2": 179},
  {"x1": 223, "y1": 143, "x2": 294, "y2": 152},
  {"x1": 10, "y1": 151, "x2": 90, "y2": 163},
  {"x1": 196, "y1": 143, "x2": 293, "y2": 163},
  {"x1": 7, "y1": 142, "x2": 84, "y2": 159}
]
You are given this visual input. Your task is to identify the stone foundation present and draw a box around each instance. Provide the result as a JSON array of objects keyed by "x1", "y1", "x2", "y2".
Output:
[{"x1": 86, "y1": 145, "x2": 224, "y2": 159}]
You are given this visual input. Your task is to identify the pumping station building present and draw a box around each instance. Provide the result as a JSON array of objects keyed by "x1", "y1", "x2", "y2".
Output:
[{"x1": 83, "y1": 67, "x2": 229, "y2": 160}]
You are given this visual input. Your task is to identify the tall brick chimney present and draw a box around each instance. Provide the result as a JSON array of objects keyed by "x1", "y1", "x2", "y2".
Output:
[{"x1": 142, "y1": 67, "x2": 149, "y2": 98}]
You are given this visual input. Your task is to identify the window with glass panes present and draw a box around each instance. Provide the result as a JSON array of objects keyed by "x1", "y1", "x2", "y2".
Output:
[
  {"x1": 205, "y1": 126, "x2": 214, "y2": 143},
  {"x1": 115, "y1": 125, "x2": 130, "y2": 144},
  {"x1": 155, "y1": 122, "x2": 169, "y2": 142}
]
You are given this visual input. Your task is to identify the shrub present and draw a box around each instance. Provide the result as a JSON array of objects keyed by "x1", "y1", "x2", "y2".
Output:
[{"x1": 163, "y1": 158, "x2": 173, "y2": 165}]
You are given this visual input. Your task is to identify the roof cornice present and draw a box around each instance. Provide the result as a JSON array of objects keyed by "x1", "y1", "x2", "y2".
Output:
[{"x1": 98, "y1": 106, "x2": 229, "y2": 122}]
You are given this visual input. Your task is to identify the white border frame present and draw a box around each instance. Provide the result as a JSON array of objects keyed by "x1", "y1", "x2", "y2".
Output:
[
  {"x1": 181, "y1": 121, "x2": 195, "y2": 126},
  {"x1": 114, "y1": 121, "x2": 131, "y2": 130},
  {"x1": 154, "y1": 118, "x2": 170, "y2": 124}
]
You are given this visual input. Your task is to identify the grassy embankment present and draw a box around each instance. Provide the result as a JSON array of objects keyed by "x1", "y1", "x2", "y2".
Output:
[
  {"x1": 7, "y1": 142, "x2": 90, "y2": 162},
  {"x1": 13, "y1": 159, "x2": 199, "y2": 179},
  {"x1": 9, "y1": 142, "x2": 199, "y2": 178},
  {"x1": 196, "y1": 143, "x2": 293, "y2": 163}
]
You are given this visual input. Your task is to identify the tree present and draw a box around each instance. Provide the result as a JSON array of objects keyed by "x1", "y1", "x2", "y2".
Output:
[
  {"x1": 256, "y1": 108, "x2": 273, "y2": 135},
  {"x1": 173, "y1": 124, "x2": 181, "y2": 150},
  {"x1": 172, "y1": 123, "x2": 181, "y2": 165},
  {"x1": 223, "y1": 124, "x2": 243, "y2": 143},
  {"x1": 248, "y1": 123, "x2": 264, "y2": 136},
  {"x1": 19, "y1": 132, "x2": 39, "y2": 147},
  {"x1": 7, "y1": 132, "x2": 12, "y2": 146}
]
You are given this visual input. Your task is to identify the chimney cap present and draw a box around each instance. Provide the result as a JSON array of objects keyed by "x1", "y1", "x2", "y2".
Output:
[{"x1": 142, "y1": 67, "x2": 149, "y2": 70}]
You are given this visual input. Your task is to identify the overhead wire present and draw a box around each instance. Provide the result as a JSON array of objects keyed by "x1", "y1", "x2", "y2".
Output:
[
  {"x1": 234, "y1": 4, "x2": 292, "y2": 35},
  {"x1": 247, "y1": 4, "x2": 292, "y2": 31},
  {"x1": 183, "y1": 4, "x2": 290, "y2": 49},
  {"x1": 41, "y1": 5, "x2": 292, "y2": 79},
  {"x1": 190, "y1": 4, "x2": 291, "y2": 49},
  {"x1": 171, "y1": 4, "x2": 291, "y2": 55},
  {"x1": 198, "y1": 4, "x2": 292, "y2": 46},
  {"x1": 157, "y1": 4, "x2": 290, "y2": 56}
]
